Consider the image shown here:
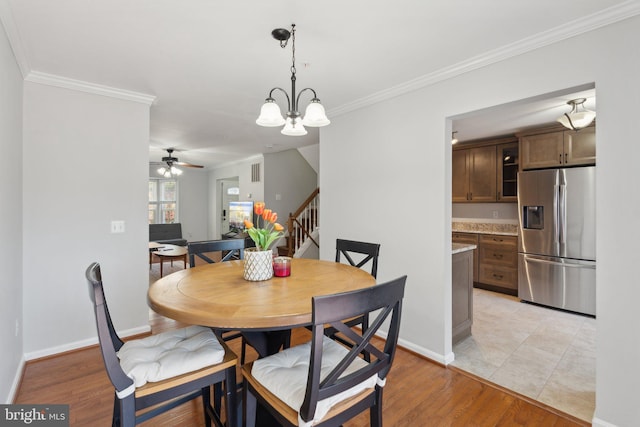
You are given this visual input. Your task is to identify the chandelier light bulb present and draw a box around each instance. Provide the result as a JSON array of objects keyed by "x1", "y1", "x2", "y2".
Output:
[{"x1": 281, "y1": 117, "x2": 307, "y2": 136}]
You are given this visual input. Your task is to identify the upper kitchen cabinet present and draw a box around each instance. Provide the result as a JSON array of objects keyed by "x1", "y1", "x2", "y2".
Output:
[
  {"x1": 452, "y1": 145, "x2": 496, "y2": 202},
  {"x1": 519, "y1": 125, "x2": 595, "y2": 170},
  {"x1": 497, "y1": 142, "x2": 519, "y2": 202},
  {"x1": 452, "y1": 136, "x2": 518, "y2": 203}
]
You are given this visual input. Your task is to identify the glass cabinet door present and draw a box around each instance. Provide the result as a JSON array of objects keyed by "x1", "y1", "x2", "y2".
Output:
[{"x1": 497, "y1": 143, "x2": 519, "y2": 202}]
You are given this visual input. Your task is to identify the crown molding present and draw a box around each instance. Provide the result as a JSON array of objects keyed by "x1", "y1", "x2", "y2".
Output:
[
  {"x1": 0, "y1": 0, "x2": 30, "y2": 77},
  {"x1": 25, "y1": 71, "x2": 156, "y2": 105},
  {"x1": 328, "y1": 0, "x2": 640, "y2": 118}
]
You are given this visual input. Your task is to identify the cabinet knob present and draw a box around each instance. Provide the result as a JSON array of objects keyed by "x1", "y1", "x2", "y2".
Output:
[
  {"x1": 565, "y1": 153, "x2": 568, "y2": 163},
  {"x1": 493, "y1": 253, "x2": 503, "y2": 259},
  {"x1": 493, "y1": 273, "x2": 504, "y2": 279},
  {"x1": 559, "y1": 154, "x2": 562, "y2": 164}
]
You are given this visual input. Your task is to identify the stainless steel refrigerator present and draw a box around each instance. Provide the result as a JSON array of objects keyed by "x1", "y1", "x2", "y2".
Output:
[{"x1": 517, "y1": 166, "x2": 596, "y2": 316}]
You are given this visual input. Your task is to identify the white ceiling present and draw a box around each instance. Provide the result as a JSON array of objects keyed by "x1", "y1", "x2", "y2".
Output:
[{"x1": 3, "y1": 0, "x2": 634, "y2": 168}]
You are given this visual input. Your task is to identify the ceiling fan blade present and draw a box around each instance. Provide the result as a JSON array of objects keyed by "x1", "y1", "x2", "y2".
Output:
[{"x1": 175, "y1": 162, "x2": 204, "y2": 168}]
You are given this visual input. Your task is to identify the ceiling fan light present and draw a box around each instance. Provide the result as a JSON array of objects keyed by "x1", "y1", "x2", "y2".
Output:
[
  {"x1": 256, "y1": 98, "x2": 286, "y2": 127},
  {"x1": 157, "y1": 167, "x2": 167, "y2": 175},
  {"x1": 170, "y1": 166, "x2": 182, "y2": 175},
  {"x1": 557, "y1": 98, "x2": 596, "y2": 130},
  {"x1": 281, "y1": 117, "x2": 307, "y2": 136},
  {"x1": 302, "y1": 99, "x2": 330, "y2": 127}
]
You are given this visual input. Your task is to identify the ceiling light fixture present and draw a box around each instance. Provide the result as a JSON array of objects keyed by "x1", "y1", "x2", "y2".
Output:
[
  {"x1": 157, "y1": 165, "x2": 182, "y2": 178},
  {"x1": 557, "y1": 98, "x2": 595, "y2": 131},
  {"x1": 451, "y1": 131, "x2": 459, "y2": 145},
  {"x1": 256, "y1": 24, "x2": 330, "y2": 136}
]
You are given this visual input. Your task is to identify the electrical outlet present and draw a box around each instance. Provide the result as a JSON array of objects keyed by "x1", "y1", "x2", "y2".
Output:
[{"x1": 492, "y1": 210, "x2": 499, "y2": 219}]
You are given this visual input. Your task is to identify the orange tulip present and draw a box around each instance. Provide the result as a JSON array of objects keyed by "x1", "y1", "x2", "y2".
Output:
[
  {"x1": 268, "y1": 212, "x2": 278, "y2": 223},
  {"x1": 243, "y1": 219, "x2": 254, "y2": 229},
  {"x1": 254, "y1": 202, "x2": 265, "y2": 216},
  {"x1": 274, "y1": 223, "x2": 284, "y2": 231},
  {"x1": 262, "y1": 209, "x2": 272, "y2": 221}
]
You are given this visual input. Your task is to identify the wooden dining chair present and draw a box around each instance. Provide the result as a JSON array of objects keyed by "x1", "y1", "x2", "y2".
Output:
[
  {"x1": 85, "y1": 262, "x2": 238, "y2": 427},
  {"x1": 188, "y1": 239, "x2": 245, "y2": 266},
  {"x1": 242, "y1": 275, "x2": 406, "y2": 427},
  {"x1": 333, "y1": 239, "x2": 381, "y2": 360}
]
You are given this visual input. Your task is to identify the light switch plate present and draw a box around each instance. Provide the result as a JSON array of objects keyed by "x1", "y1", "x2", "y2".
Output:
[{"x1": 110, "y1": 220, "x2": 125, "y2": 233}]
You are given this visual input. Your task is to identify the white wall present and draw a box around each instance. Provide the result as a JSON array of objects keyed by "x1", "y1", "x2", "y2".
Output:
[
  {"x1": 175, "y1": 168, "x2": 209, "y2": 241},
  {"x1": 320, "y1": 16, "x2": 640, "y2": 427},
  {"x1": 22, "y1": 82, "x2": 152, "y2": 358},
  {"x1": 0, "y1": 16, "x2": 24, "y2": 403},
  {"x1": 264, "y1": 149, "x2": 318, "y2": 224}
]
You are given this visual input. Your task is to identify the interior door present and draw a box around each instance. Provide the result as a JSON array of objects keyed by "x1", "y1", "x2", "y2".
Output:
[{"x1": 219, "y1": 178, "x2": 239, "y2": 236}]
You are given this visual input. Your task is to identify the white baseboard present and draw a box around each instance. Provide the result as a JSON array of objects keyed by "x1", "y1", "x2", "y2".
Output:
[
  {"x1": 23, "y1": 325, "x2": 150, "y2": 361},
  {"x1": 6, "y1": 356, "x2": 25, "y2": 404},
  {"x1": 591, "y1": 416, "x2": 617, "y2": 427}
]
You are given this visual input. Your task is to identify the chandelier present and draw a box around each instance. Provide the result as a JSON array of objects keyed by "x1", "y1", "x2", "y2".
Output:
[
  {"x1": 557, "y1": 98, "x2": 595, "y2": 131},
  {"x1": 256, "y1": 24, "x2": 330, "y2": 136}
]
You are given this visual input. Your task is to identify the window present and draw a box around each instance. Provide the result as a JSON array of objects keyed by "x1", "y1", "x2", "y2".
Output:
[{"x1": 149, "y1": 179, "x2": 178, "y2": 224}]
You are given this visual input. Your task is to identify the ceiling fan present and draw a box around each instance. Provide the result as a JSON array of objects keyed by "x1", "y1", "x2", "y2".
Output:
[{"x1": 151, "y1": 148, "x2": 203, "y2": 177}]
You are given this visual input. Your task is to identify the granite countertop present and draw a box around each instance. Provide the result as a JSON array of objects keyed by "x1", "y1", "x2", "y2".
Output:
[
  {"x1": 452, "y1": 220, "x2": 518, "y2": 236},
  {"x1": 452, "y1": 243, "x2": 477, "y2": 254}
]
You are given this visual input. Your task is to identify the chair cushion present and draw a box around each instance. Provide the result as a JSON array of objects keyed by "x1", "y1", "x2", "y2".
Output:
[
  {"x1": 251, "y1": 336, "x2": 378, "y2": 426},
  {"x1": 117, "y1": 325, "x2": 225, "y2": 387}
]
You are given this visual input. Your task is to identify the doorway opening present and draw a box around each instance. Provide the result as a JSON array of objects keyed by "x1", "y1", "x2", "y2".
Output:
[{"x1": 448, "y1": 85, "x2": 597, "y2": 422}]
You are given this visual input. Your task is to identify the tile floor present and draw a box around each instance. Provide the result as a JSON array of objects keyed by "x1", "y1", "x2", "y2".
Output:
[{"x1": 451, "y1": 288, "x2": 596, "y2": 422}]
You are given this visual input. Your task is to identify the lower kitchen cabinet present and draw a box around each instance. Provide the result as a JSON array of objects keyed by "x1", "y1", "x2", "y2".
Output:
[
  {"x1": 452, "y1": 232, "x2": 518, "y2": 295},
  {"x1": 452, "y1": 248, "x2": 474, "y2": 344},
  {"x1": 477, "y1": 234, "x2": 518, "y2": 295}
]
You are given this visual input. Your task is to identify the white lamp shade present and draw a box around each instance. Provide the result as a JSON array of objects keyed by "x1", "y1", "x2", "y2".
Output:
[
  {"x1": 157, "y1": 167, "x2": 167, "y2": 175},
  {"x1": 170, "y1": 166, "x2": 182, "y2": 175},
  {"x1": 557, "y1": 111, "x2": 596, "y2": 130},
  {"x1": 256, "y1": 100, "x2": 286, "y2": 127},
  {"x1": 281, "y1": 117, "x2": 307, "y2": 136},
  {"x1": 302, "y1": 101, "x2": 330, "y2": 127}
]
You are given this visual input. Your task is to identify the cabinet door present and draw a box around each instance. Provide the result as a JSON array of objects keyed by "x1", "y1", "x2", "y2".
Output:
[
  {"x1": 468, "y1": 146, "x2": 496, "y2": 201},
  {"x1": 520, "y1": 132, "x2": 564, "y2": 170},
  {"x1": 452, "y1": 149, "x2": 469, "y2": 202},
  {"x1": 565, "y1": 127, "x2": 596, "y2": 166},
  {"x1": 497, "y1": 143, "x2": 519, "y2": 202}
]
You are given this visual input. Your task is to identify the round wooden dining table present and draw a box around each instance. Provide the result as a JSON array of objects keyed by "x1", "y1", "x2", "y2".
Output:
[{"x1": 147, "y1": 258, "x2": 376, "y2": 331}]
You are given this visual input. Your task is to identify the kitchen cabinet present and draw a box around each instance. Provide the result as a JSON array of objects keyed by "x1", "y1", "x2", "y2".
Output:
[
  {"x1": 520, "y1": 126, "x2": 595, "y2": 170},
  {"x1": 452, "y1": 145, "x2": 496, "y2": 202},
  {"x1": 477, "y1": 234, "x2": 518, "y2": 295},
  {"x1": 452, "y1": 232, "x2": 478, "y2": 283},
  {"x1": 497, "y1": 143, "x2": 519, "y2": 202},
  {"x1": 452, "y1": 246, "x2": 474, "y2": 344}
]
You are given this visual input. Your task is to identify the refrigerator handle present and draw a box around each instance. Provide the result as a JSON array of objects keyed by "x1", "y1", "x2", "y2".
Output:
[
  {"x1": 553, "y1": 184, "x2": 560, "y2": 244},
  {"x1": 558, "y1": 184, "x2": 566, "y2": 245},
  {"x1": 524, "y1": 256, "x2": 596, "y2": 269}
]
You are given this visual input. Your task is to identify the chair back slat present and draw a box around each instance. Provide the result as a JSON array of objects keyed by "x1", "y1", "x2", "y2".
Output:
[
  {"x1": 335, "y1": 239, "x2": 380, "y2": 278},
  {"x1": 188, "y1": 239, "x2": 245, "y2": 266},
  {"x1": 300, "y1": 275, "x2": 406, "y2": 423}
]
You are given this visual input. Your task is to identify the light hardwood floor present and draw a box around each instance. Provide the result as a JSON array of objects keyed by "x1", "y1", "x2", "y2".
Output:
[{"x1": 13, "y1": 263, "x2": 590, "y2": 426}]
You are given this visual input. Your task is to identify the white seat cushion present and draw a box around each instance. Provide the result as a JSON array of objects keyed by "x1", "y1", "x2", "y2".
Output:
[
  {"x1": 117, "y1": 325, "x2": 225, "y2": 387},
  {"x1": 251, "y1": 336, "x2": 378, "y2": 426}
]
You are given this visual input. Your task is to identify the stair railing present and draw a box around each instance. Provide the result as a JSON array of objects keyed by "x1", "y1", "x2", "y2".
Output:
[{"x1": 285, "y1": 188, "x2": 319, "y2": 257}]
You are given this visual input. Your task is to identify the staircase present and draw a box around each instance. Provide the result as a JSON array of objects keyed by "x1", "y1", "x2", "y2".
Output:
[{"x1": 278, "y1": 188, "x2": 319, "y2": 258}]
